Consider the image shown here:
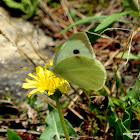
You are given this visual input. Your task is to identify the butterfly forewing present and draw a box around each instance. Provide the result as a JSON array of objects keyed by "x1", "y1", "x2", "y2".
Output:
[{"x1": 53, "y1": 32, "x2": 96, "y2": 67}]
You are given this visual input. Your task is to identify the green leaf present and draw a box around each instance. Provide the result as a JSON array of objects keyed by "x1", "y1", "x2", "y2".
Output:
[
  {"x1": 94, "y1": 11, "x2": 131, "y2": 32},
  {"x1": 115, "y1": 52, "x2": 140, "y2": 59},
  {"x1": 60, "y1": 11, "x2": 132, "y2": 34},
  {"x1": 115, "y1": 118, "x2": 133, "y2": 140},
  {"x1": 2, "y1": 0, "x2": 39, "y2": 19},
  {"x1": 108, "y1": 97, "x2": 114, "y2": 107},
  {"x1": 7, "y1": 128, "x2": 22, "y2": 140},
  {"x1": 110, "y1": 97, "x2": 127, "y2": 109},
  {"x1": 86, "y1": 24, "x2": 105, "y2": 43},
  {"x1": 40, "y1": 104, "x2": 77, "y2": 140},
  {"x1": 69, "y1": 9, "x2": 76, "y2": 20},
  {"x1": 21, "y1": 0, "x2": 39, "y2": 19},
  {"x1": 123, "y1": 108, "x2": 132, "y2": 129},
  {"x1": 117, "y1": 18, "x2": 136, "y2": 25},
  {"x1": 26, "y1": 95, "x2": 37, "y2": 108},
  {"x1": 108, "y1": 107, "x2": 133, "y2": 140},
  {"x1": 84, "y1": 18, "x2": 134, "y2": 43},
  {"x1": 60, "y1": 15, "x2": 107, "y2": 34},
  {"x1": 121, "y1": 74, "x2": 140, "y2": 104},
  {"x1": 120, "y1": 0, "x2": 139, "y2": 12},
  {"x1": 30, "y1": 95, "x2": 37, "y2": 107},
  {"x1": 2, "y1": 0, "x2": 25, "y2": 12}
]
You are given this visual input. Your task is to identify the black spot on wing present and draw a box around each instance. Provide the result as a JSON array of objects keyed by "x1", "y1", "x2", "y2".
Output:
[{"x1": 73, "y1": 49, "x2": 80, "y2": 54}]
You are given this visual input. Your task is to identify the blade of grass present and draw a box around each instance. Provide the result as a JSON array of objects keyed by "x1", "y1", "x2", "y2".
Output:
[
  {"x1": 60, "y1": 11, "x2": 133, "y2": 34},
  {"x1": 60, "y1": 15, "x2": 107, "y2": 34},
  {"x1": 94, "y1": 11, "x2": 131, "y2": 32}
]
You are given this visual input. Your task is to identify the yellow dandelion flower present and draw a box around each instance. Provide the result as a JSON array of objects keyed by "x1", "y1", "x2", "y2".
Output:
[{"x1": 22, "y1": 63, "x2": 70, "y2": 97}]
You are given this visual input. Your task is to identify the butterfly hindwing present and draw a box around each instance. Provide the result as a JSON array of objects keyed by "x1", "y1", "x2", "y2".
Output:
[{"x1": 54, "y1": 56, "x2": 106, "y2": 90}]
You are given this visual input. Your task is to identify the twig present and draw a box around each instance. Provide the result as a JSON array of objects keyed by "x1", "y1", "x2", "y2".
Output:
[
  {"x1": 104, "y1": 50, "x2": 120, "y2": 67},
  {"x1": 0, "y1": 128, "x2": 41, "y2": 135},
  {"x1": 61, "y1": 0, "x2": 77, "y2": 33},
  {"x1": 0, "y1": 29, "x2": 37, "y2": 67},
  {"x1": 0, "y1": 117, "x2": 27, "y2": 121},
  {"x1": 38, "y1": 0, "x2": 68, "y2": 39},
  {"x1": 110, "y1": 21, "x2": 140, "y2": 93},
  {"x1": 103, "y1": 110, "x2": 108, "y2": 140},
  {"x1": 17, "y1": 49, "x2": 37, "y2": 67},
  {"x1": 38, "y1": 0, "x2": 60, "y2": 32}
]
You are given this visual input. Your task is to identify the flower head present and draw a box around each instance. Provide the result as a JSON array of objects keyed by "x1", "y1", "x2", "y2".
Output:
[{"x1": 22, "y1": 63, "x2": 70, "y2": 97}]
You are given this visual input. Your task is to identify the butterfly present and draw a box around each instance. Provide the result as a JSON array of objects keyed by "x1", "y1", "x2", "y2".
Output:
[{"x1": 48, "y1": 32, "x2": 106, "y2": 90}]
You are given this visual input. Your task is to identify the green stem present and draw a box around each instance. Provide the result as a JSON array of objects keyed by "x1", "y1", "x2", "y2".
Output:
[{"x1": 56, "y1": 98, "x2": 70, "y2": 140}]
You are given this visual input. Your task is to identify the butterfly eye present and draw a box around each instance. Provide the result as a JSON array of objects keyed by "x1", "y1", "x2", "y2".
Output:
[{"x1": 73, "y1": 49, "x2": 80, "y2": 54}]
